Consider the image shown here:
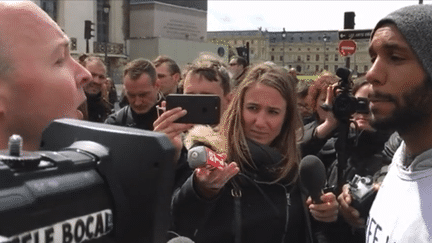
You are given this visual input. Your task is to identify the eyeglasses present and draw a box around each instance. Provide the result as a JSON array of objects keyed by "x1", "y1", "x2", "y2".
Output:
[{"x1": 229, "y1": 63, "x2": 238, "y2": 66}]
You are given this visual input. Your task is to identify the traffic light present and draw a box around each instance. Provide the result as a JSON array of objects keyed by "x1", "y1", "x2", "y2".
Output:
[
  {"x1": 84, "y1": 20, "x2": 94, "y2": 40},
  {"x1": 344, "y1": 12, "x2": 355, "y2": 29}
]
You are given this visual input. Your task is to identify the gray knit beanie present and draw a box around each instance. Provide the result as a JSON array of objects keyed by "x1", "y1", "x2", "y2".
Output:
[{"x1": 371, "y1": 4, "x2": 432, "y2": 79}]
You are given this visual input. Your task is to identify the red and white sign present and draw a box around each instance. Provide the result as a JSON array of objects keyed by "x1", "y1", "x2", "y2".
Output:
[{"x1": 338, "y1": 40, "x2": 357, "y2": 56}]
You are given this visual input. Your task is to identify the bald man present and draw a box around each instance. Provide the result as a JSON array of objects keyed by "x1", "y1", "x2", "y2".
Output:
[{"x1": 0, "y1": 1, "x2": 91, "y2": 150}]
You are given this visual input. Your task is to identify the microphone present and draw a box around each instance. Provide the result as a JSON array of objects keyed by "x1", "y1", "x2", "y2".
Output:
[
  {"x1": 187, "y1": 146, "x2": 227, "y2": 169},
  {"x1": 167, "y1": 236, "x2": 195, "y2": 243},
  {"x1": 187, "y1": 139, "x2": 282, "y2": 170},
  {"x1": 299, "y1": 155, "x2": 327, "y2": 203}
]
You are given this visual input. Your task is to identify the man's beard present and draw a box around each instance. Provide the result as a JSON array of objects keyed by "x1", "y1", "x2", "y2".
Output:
[{"x1": 370, "y1": 77, "x2": 432, "y2": 135}]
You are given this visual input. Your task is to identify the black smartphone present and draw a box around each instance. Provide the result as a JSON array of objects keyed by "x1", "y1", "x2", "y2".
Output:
[{"x1": 166, "y1": 94, "x2": 221, "y2": 125}]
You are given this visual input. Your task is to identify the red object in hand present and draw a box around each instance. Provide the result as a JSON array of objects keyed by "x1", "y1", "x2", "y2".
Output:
[
  {"x1": 187, "y1": 146, "x2": 227, "y2": 169},
  {"x1": 204, "y1": 147, "x2": 226, "y2": 169}
]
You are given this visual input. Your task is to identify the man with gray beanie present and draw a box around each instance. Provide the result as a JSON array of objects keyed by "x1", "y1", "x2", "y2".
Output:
[{"x1": 337, "y1": 4, "x2": 432, "y2": 242}]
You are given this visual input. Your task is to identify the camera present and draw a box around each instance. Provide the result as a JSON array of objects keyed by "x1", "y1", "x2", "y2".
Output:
[
  {"x1": 349, "y1": 174, "x2": 377, "y2": 218},
  {"x1": 332, "y1": 68, "x2": 369, "y2": 120},
  {"x1": 0, "y1": 118, "x2": 177, "y2": 243}
]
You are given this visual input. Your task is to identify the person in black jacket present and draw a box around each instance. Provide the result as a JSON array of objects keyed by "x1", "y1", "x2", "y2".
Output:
[
  {"x1": 105, "y1": 58, "x2": 162, "y2": 130},
  {"x1": 171, "y1": 64, "x2": 339, "y2": 243},
  {"x1": 316, "y1": 78, "x2": 394, "y2": 243},
  {"x1": 81, "y1": 56, "x2": 113, "y2": 122},
  {"x1": 300, "y1": 71, "x2": 340, "y2": 169}
]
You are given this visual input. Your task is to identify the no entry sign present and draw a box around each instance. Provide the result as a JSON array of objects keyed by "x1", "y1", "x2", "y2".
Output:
[{"x1": 338, "y1": 40, "x2": 357, "y2": 56}]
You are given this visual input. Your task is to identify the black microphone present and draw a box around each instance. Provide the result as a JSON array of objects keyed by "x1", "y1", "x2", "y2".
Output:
[{"x1": 299, "y1": 155, "x2": 327, "y2": 203}]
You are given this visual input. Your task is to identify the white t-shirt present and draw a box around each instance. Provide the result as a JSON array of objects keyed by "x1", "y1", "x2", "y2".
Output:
[{"x1": 367, "y1": 142, "x2": 432, "y2": 243}]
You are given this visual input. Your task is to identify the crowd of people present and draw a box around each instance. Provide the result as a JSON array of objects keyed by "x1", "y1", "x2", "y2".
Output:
[{"x1": 0, "y1": 1, "x2": 431, "y2": 243}]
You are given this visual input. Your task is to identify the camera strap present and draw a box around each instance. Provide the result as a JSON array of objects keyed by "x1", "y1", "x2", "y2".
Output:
[{"x1": 231, "y1": 180, "x2": 242, "y2": 243}]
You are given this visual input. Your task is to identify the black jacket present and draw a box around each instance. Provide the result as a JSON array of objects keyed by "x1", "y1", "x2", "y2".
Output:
[
  {"x1": 171, "y1": 141, "x2": 313, "y2": 243},
  {"x1": 316, "y1": 129, "x2": 393, "y2": 243},
  {"x1": 104, "y1": 104, "x2": 159, "y2": 130},
  {"x1": 86, "y1": 92, "x2": 113, "y2": 123},
  {"x1": 300, "y1": 120, "x2": 338, "y2": 170}
]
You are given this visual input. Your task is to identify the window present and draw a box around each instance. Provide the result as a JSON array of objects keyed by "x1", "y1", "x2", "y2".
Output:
[
  {"x1": 297, "y1": 56, "x2": 301, "y2": 61},
  {"x1": 364, "y1": 65, "x2": 369, "y2": 72},
  {"x1": 298, "y1": 48, "x2": 301, "y2": 51},
  {"x1": 334, "y1": 65, "x2": 338, "y2": 72},
  {"x1": 316, "y1": 65, "x2": 320, "y2": 71},
  {"x1": 280, "y1": 56, "x2": 284, "y2": 61},
  {"x1": 251, "y1": 49, "x2": 254, "y2": 54},
  {"x1": 316, "y1": 48, "x2": 320, "y2": 51},
  {"x1": 271, "y1": 48, "x2": 275, "y2": 51},
  {"x1": 324, "y1": 65, "x2": 328, "y2": 70},
  {"x1": 307, "y1": 55, "x2": 310, "y2": 61},
  {"x1": 325, "y1": 54, "x2": 329, "y2": 61},
  {"x1": 271, "y1": 55, "x2": 275, "y2": 61},
  {"x1": 335, "y1": 55, "x2": 338, "y2": 61},
  {"x1": 316, "y1": 54, "x2": 320, "y2": 61},
  {"x1": 300, "y1": 37, "x2": 303, "y2": 40},
  {"x1": 41, "y1": 0, "x2": 57, "y2": 21},
  {"x1": 251, "y1": 40, "x2": 254, "y2": 44},
  {"x1": 235, "y1": 40, "x2": 237, "y2": 44},
  {"x1": 307, "y1": 48, "x2": 310, "y2": 51}
]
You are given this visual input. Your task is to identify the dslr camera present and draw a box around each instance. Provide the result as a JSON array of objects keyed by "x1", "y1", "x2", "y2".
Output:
[
  {"x1": 348, "y1": 174, "x2": 377, "y2": 218},
  {"x1": 331, "y1": 68, "x2": 369, "y2": 121}
]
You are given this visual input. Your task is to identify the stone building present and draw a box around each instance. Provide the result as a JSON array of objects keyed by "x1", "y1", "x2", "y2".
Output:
[
  {"x1": 33, "y1": 0, "x2": 227, "y2": 84},
  {"x1": 208, "y1": 29, "x2": 371, "y2": 76}
]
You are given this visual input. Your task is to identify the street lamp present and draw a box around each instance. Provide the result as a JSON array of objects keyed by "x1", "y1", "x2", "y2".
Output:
[
  {"x1": 103, "y1": 2, "x2": 110, "y2": 70},
  {"x1": 282, "y1": 28, "x2": 286, "y2": 67},
  {"x1": 323, "y1": 34, "x2": 328, "y2": 70}
]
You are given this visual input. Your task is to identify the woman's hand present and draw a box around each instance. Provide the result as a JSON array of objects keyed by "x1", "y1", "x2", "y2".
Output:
[
  {"x1": 194, "y1": 162, "x2": 240, "y2": 199},
  {"x1": 315, "y1": 84, "x2": 339, "y2": 139},
  {"x1": 306, "y1": 192, "x2": 339, "y2": 222},
  {"x1": 153, "y1": 101, "x2": 194, "y2": 162}
]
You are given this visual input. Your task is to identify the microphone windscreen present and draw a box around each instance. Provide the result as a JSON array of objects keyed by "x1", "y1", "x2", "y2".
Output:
[
  {"x1": 299, "y1": 155, "x2": 327, "y2": 203},
  {"x1": 187, "y1": 146, "x2": 207, "y2": 169}
]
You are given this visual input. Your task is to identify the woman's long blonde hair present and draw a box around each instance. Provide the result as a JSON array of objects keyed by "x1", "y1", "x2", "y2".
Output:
[{"x1": 220, "y1": 64, "x2": 303, "y2": 184}]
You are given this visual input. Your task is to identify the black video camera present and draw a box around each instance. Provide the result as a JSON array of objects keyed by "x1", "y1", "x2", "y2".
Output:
[
  {"x1": 331, "y1": 68, "x2": 369, "y2": 121},
  {"x1": 348, "y1": 174, "x2": 377, "y2": 219},
  {"x1": 0, "y1": 119, "x2": 176, "y2": 243}
]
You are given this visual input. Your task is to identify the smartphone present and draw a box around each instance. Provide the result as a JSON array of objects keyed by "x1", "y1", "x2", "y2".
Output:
[{"x1": 166, "y1": 94, "x2": 221, "y2": 125}]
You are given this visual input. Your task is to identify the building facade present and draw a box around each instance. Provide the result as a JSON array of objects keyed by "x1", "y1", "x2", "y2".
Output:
[
  {"x1": 33, "y1": 0, "x2": 227, "y2": 84},
  {"x1": 208, "y1": 29, "x2": 371, "y2": 76}
]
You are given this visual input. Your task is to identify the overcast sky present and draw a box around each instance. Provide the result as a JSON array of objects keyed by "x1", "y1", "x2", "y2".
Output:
[{"x1": 207, "y1": 0, "x2": 432, "y2": 32}]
